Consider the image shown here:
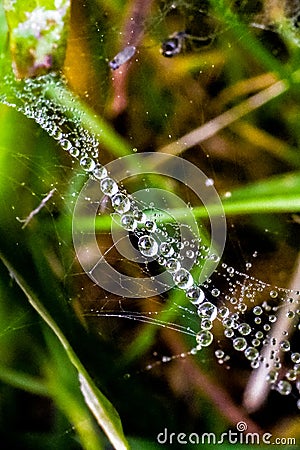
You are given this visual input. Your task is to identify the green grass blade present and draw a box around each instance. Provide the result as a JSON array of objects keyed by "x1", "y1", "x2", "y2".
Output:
[{"x1": 0, "y1": 252, "x2": 129, "y2": 450}]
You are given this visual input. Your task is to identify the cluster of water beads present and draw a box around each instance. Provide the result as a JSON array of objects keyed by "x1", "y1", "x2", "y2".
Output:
[{"x1": 2, "y1": 72, "x2": 300, "y2": 408}]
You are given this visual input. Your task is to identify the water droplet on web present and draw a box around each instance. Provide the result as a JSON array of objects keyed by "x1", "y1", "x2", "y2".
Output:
[
  {"x1": 186, "y1": 286, "x2": 205, "y2": 305},
  {"x1": 291, "y1": 352, "x2": 300, "y2": 363},
  {"x1": 69, "y1": 147, "x2": 81, "y2": 158},
  {"x1": 211, "y1": 288, "x2": 220, "y2": 297},
  {"x1": 159, "y1": 242, "x2": 174, "y2": 257},
  {"x1": 233, "y1": 337, "x2": 247, "y2": 351},
  {"x1": 121, "y1": 214, "x2": 137, "y2": 231},
  {"x1": 196, "y1": 330, "x2": 213, "y2": 347},
  {"x1": 100, "y1": 177, "x2": 119, "y2": 196},
  {"x1": 238, "y1": 323, "x2": 252, "y2": 336},
  {"x1": 215, "y1": 349, "x2": 224, "y2": 359},
  {"x1": 93, "y1": 164, "x2": 108, "y2": 180},
  {"x1": 244, "y1": 347, "x2": 259, "y2": 361},
  {"x1": 145, "y1": 220, "x2": 157, "y2": 233},
  {"x1": 111, "y1": 193, "x2": 131, "y2": 214},
  {"x1": 138, "y1": 235, "x2": 158, "y2": 257},
  {"x1": 197, "y1": 302, "x2": 217, "y2": 321},
  {"x1": 60, "y1": 139, "x2": 72, "y2": 151},
  {"x1": 276, "y1": 380, "x2": 292, "y2": 396},
  {"x1": 80, "y1": 156, "x2": 96, "y2": 172},
  {"x1": 165, "y1": 258, "x2": 181, "y2": 272},
  {"x1": 173, "y1": 268, "x2": 193, "y2": 289},
  {"x1": 280, "y1": 340, "x2": 290, "y2": 352}
]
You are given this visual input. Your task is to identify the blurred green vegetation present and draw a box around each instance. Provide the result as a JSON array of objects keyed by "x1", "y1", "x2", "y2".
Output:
[{"x1": 0, "y1": 0, "x2": 300, "y2": 449}]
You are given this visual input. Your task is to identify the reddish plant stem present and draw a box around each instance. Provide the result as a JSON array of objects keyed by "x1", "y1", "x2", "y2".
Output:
[{"x1": 110, "y1": 0, "x2": 153, "y2": 116}]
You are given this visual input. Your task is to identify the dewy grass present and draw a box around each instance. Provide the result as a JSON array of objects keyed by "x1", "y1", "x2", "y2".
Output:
[{"x1": 1, "y1": 0, "x2": 300, "y2": 448}]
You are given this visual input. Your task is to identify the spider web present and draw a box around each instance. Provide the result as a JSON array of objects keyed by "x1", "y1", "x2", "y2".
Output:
[{"x1": 1, "y1": 0, "x2": 300, "y2": 442}]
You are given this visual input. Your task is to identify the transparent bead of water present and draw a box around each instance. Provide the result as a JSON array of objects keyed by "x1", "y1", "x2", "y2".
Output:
[
  {"x1": 218, "y1": 306, "x2": 229, "y2": 319},
  {"x1": 255, "y1": 331, "x2": 264, "y2": 339},
  {"x1": 69, "y1": 147, "x2": 81, "y2": 158},
  {"x1": 51, "y1": 128, "x2": 63, "y2": 140},
  {"x1": 223, "y1": 317, "x2": 235, "y2": 328},
  {"x1": 80, "y1": 156, "x2": 96, "y2": 172},
  {"x1": 291, "y1": 352, "x2": 300, "y2": 363},
  {"x1": 173, "y1": 268, "x2": 193, "y2": 289},
  {"x1": 280, "y1": 340, "x2": 290, "y2": 352},
  {"x1": 197, "y1": 302, "x2": 217, "y2": 321},
  {"x1": 253, "y1": 306, "x2": 263, "y2": 315},
  {"x1": 276, "y1": 380, "x2": 292, "y2": 396},
  {"x1": 244, "y1": 346, "x2": 259, "y2": 361},
  {"x1": 111, "y1": 193, "x2": 131, "y2": 214},
  {"x1": 165, "y1": 258, "x2": 181, "y2": 272},
  {"x1": 121, "y1": 214, "x2": 137, "y2": 231},
  {"x1": 269, "y1": 315, "x2": 277, "y2": 323},
  {"x1": 286, "y1": 369, "x2": 297, "y2": 381},
  {"x1": 201, "y1": 318, "x2": 213, "y2": 330},
  {"x1": 215, "y1": 349, "x2": 224, "y2": 359},
  {"x1": 238, "y1": 323, "x2": 252, "y2": 336},
  {"x1": 159, "y1": 242, "x2": 174, "y2": 257},
  {"x1": 233, "y1": 337, "x2": 247, "y2": 351},
  {"x1": 224, "y1": 328, "x2": 234, "y2": 338},
  {"x1": 266, "y1": 370, "x2": 278, "y2": 384},
  {"x1": 138, "y1": 235, "x2": 158, "y2": 257},
  {"x1": 145, "y1": 220, "x2": 157, "y2": 233},
  {"x1": 251, "y1": 360, "x2": 260, "y2": 369},
  {"x1": 286, "y1": 310, "x2": 295, "y2": 319},
  {"x1": 100, "y1": 177, "x2": 119, "y2": 196},
  {"x1": 60, "y1": 138, "x2": 72, "y2": 151},
  {"x1": 186, "y1": 250, "x2": 194, "y2": 258},
  {"x1": 196, "y1": 330, "x2": 213, "y2": 347},
  {"x1": 93, "y1": 164, "x2": 108, "y2": 180},
  {"x1": 270, "y1": 290, "x2": 278, "y2": 298},
  {"x1": 186, "y1": 286, "x2": 205, "y2": 305},
  {"x1": 133, "y1": 210, "x2": 146, "y2": 223},
  {"x1": 211, "y1": 288, "x2": 220, "y2": 297}
]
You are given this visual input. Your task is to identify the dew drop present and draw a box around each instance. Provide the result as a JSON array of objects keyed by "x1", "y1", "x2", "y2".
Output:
[
  {"x1": 60, "y1": 138, "x2": 72, "y2": 151},
  {"x1": 69, "y1": 147, "x2": 81, "y2": 158},
  {"x1": 238, "y1": 323, "x2": 252, "y2": 336},
  {"x1": 120, "y1": 214, "x2": 137, "y2": 231},
  {"x1": 111, "y1": 193, "x2": 131, "y2": 214},
  {"x1": 93, "y1": 164, "x2": 108, "y2": 180},
  {"x1": 196, "y1": 330, "x2": 213, "y2": 347},
  {"x1": 280, "y1": 340, "x2": 290, "y2": 352},
  {"x1": 100, "y1": 177, "x2": 119, "y2": 196},
  {"x1": 165, "y1": 258, "x2": 181, "y2": 272},
  {"x1": 197, "y1": 302, "x2": 217, "y2": 321},
  {"x1": 244, "y1": 346, "x2": 259, "y2": 361},
  {"x1": 80, "y1": 156, "x2": 96, "y2": 172},
  {"x1": 138, "y1": 235, "x2": 158, "y2": 257},
  {"x1": 186, "y1": 286, "x2": 205, "y2": 305},
  {"x1": 173, "y1": 268, "x2": 193, "y2": 289},
  {"x1": 276, "y1": 380, "x2": 292, "y2": 396},
  {"x1": 291, "y1": 352, "x2": 300, "y2": 363},
  {"x1": 233, "y1": 337, "x2": 247, "y2": 351},
  {"x1": 159, "y1": 242, "x2": 174, "y2": 257}
]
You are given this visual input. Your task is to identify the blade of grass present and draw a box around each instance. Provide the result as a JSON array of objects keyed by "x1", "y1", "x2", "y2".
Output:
[{"x1": 0, "y1": 252, "x2": 129, "y2": 450}]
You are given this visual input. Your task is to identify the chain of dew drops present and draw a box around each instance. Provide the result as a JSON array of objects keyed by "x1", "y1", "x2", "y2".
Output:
[{"x1": 1, "y1": 72, "x2": 300, "y2": 408}]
